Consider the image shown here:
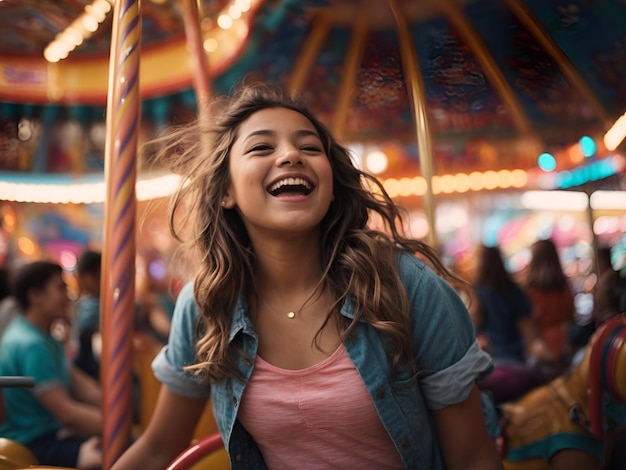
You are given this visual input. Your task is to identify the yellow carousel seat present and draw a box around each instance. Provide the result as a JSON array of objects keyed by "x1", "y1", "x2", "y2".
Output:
[
  {"x1": 0, "y1": 437, "x2": 38, "y2": 469},
  {"x1": 501, "y1": 315, "x2": 626, "y2": 469},
  {"x1": 0, "y1": 437, "x2": 76, "y2": 470},
  {"x1": 133, "y1": 332, "x2": 218, "y2": 441}
]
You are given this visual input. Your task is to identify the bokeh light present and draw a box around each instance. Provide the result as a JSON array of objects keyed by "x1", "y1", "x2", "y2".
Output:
[
  {"x1": 538, "y1": 152, "x2": 556, "y2": 172},
  {"x1": 579, "y1": 136, "x2": 596, "y2": 158}
]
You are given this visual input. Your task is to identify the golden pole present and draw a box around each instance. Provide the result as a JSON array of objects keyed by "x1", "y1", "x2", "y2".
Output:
[
  {"x1": 289, "y1": 10, "x2": 332, "y2": 97},
  {"x1": 332, "y1": 7, "x2": 368, "y2": 141},
  {"x1": 506, "y1": 0, "x2": 610, "y2": 126},
  {"x1": 438, "y1": 0, "x2": 531, "y2": 135},
  {"x1": 389, "y1": 0, "x2": 438, "y2": 247}
]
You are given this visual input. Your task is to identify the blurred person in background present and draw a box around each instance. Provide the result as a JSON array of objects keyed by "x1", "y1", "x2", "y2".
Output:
[
  {"x1": 0, "y1": 266, "x2": 14, "y2": 428},
  {"x1": 471, "y1": 245, "x2": 555, "y2": 403},
  {"x1": 501, "y1": 266, "x2": 626, "y2": 470},
  {"x1": 523, "y1": 238, "x2": 576, "y2": 379},
  {"x1": 0, "y1": 261, "x2": 102, "y2": 469},
  {"x1": 0, "y1": 266, "x2": 18, "y2": 340},
  {"x1": 72, "y1": 250, "x2": 102, "y2": 380}
]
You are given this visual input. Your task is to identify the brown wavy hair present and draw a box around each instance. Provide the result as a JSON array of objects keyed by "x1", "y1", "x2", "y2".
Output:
[
  {"x1": 474, "y1": 245, "x2": 516, "y2": 296},
  {"x1": 524, "y1": 238, "x2": 569, "y2": 292},
  {"x1": 153, "y1": 82, "x2": 460, "y2": 383}
]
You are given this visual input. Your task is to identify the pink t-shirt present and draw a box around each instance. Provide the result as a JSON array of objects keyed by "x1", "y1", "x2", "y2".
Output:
[{"x1": 237, "y1": 344, "x2": 405, "y2": 469}]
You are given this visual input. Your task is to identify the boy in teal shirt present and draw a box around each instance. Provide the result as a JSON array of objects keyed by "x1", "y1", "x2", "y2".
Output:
[{"x1": 0, "y1": 261, "x2": 102, "y2": 468}]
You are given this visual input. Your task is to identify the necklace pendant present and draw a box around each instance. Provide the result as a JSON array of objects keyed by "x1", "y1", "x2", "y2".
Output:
[{"x1": 286, "y1": 311, "x2": 296, "y2": 319}]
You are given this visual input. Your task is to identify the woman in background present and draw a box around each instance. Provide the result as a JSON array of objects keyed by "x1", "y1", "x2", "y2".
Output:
[
  {"x1": 523, "y1": 238, "x2": 575, "y2": 376},
  {"x1": 471, "y1": 245, "x2": 554, "y2": 403}
]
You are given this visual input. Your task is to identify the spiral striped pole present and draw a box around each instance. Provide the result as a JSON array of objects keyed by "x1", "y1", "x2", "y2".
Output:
[{"x1": 101, "y1": 0, "x2": 142, "y2": 468}]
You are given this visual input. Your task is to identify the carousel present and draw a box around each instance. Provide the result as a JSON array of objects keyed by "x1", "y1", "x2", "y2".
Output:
[{"x1": 0, "y1": 0, "x2": 625, "y2": 469}]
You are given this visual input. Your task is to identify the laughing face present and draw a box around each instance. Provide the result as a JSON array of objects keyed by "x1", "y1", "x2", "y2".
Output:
[{"x1": 224, "y1": 107, "x2": 334, "y2": 240}]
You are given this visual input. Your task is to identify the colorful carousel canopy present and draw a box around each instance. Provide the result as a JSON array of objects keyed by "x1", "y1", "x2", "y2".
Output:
[
  {"x1": 1, "y1": 5, "x2": 624, "y2": 460},
  {"x1": 0, "y1": 0, "x2": 625, "y2": 182}
]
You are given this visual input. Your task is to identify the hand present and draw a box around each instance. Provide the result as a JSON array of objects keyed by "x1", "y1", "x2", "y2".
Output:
[{"x1": 77, "y1": 435, "x2": 102, "y2": 470}]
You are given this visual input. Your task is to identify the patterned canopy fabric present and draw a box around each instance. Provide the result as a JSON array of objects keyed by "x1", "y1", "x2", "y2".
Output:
[{"x1": 0, "y1": 0, "x2": 625, "y2": 176}]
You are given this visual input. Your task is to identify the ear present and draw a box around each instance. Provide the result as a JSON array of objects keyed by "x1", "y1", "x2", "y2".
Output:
[
  {"x1": 27, "y1": 287, "x2": 42, "y2": 308},
  {"x1": 221, "y1": 194, "x2": 235, "y2": 209}
]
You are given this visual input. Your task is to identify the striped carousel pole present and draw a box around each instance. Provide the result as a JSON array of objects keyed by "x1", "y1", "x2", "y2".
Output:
[{"x1": 100, "y1": 0, "x2": 142, "y2": 468}]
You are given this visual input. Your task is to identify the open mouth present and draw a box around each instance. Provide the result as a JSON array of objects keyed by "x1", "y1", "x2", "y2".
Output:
[{"x1": 267, "y1": 177, "x2": 314, "y2": 197}]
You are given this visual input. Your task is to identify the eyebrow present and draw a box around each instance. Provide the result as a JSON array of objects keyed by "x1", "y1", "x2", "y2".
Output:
[{"x1": 242, "y1": 129, "x2": 320, "y2": 144}]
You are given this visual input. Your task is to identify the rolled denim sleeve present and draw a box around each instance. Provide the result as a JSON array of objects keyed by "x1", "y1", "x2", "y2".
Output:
[
  {"x1": 419, "y1": 341, "x2": 493, "y2": 409},
  {"x1": 397, "y1": 253, "x2": 494, "y2": 409},
  {"x1": 152, "y1": 281, "x2": 212, "y2": 398}
]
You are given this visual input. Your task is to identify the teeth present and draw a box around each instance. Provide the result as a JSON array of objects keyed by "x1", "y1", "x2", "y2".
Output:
[{"x1": 268, "y1": 177, "x2": 311, "y2": 192}]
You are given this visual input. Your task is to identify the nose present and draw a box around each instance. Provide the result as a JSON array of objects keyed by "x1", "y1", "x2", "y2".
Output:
[{"x1": 276, "y1": 144, "x2": 303, "y2": 166}]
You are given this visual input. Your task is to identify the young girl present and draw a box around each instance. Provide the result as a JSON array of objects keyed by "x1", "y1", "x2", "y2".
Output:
[{"x1": 112, "y1": 84, "x2": 503, "y2": 469}]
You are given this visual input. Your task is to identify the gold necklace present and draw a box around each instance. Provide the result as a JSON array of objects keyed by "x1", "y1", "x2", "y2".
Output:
[{"x1": 256, "y1": 287, "x2": 321, "y2": 319}]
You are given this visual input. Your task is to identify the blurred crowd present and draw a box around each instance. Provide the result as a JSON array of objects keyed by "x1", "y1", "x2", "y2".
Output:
[{"x1": 0, "y1": 248, "x2": 181, "y2": 469}]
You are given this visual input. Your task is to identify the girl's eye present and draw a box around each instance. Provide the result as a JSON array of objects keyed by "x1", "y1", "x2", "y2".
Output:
[
  {"x1": 249, "y1": 144, "x2": 273, "y2": 152},
  {"x1": 301, "y1": 145, "x2": 322, "y2": 152}
]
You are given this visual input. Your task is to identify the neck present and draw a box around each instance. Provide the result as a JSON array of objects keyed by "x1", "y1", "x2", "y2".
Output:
[
  {"x1": 251, "y1": 245, "x2": 329, "y2": 321},
  {"x1": 23, "y1": 310, "x2": 53, "y2": 334},
  {"x1": 252, "y1": 237, "x2": 324, "y2": 295}
]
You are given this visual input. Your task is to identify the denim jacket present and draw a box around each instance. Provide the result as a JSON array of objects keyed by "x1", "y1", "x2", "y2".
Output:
[{"x1": 153, "y1": 252, "x2": 494, "y2": 469}]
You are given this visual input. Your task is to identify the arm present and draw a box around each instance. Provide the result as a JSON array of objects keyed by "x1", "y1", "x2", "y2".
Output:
[
  {"x1": 37, "y1": 384, "x2": 102, "y2": 437},
  {"x1": 400, "y1": 256, "x2": 500, "y2": 467},
  {"x1": 70, "y1": 365, "x2": 102, "y2": 406},
  {"x1": 112, "y1": 386, "x2": 208, "y2": 470},
  {"x1": 432, "y1": 385, "x2": 504, "y2": 470}
]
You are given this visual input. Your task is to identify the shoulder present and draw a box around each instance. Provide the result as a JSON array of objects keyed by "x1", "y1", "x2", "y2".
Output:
[
  {"x1": 395, "y1": 252, "x2": 475, "y2": 340},
  {"x1": 510, "y1": 282, "x2": 531, "y2": 302},
  {"x1": 395, "y1": 251, "x2": 450, "y2": 298},
  {"x1": 176, "y1": 281, "x2": 199, "y2": 314},
  {"x1": 395, "y1": 250, "x2": 428, "y2": 282},
  {"x1": 76, "y1": 295, "x2": 99, "y2": 313},
  {"x1": 178, "y1": 281, "x2": 196, "y2": 302},
  {"x1": 84, "y1": 295, "x2": 100, "y2": 307},
  {"x1": 474, "y1": 284, "x2": 490, "y2": 297},
  {"x1": 395, "y1": 249, "x2": 426, "y2": 269},
  {"x1": 170, "y1": 281, "x2": 201, "y2": 328},
  {"x1": 0, "y1": 297, "x2": 19, "y2": 316},
  {"x1": 0, "y1": 321, "x2": 56, "y2": 370},
  {"x1": 2, "y1": 318, "x2": 40, "y2": 346}
]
